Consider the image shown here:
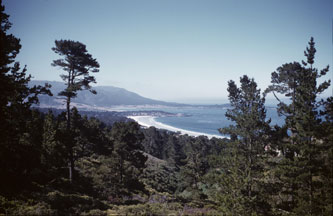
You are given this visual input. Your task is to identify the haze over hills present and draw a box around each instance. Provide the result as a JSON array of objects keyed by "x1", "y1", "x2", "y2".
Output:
[{"x1": 29, "y1": 80, "x2": 184, "y2": 109}]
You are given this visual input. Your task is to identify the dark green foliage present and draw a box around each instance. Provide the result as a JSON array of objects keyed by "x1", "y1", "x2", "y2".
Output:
[
  {"x1": 178, "y1": 136, "x2": 211, "y2": 200},
  {"x1": 74, "y1": 122, "x2": 148, "y2": 201},
  {"x1": 212, "y1": 141, "x2": 251, "y2": 215},
  {"x1": 51, "y1": 39, "x2": 100, "y2": 182},
  {"x1": 38, "y1": 108, "x2": 130, "y2": 125},
  {"x1": 2, "y1": 1, "x2": 332, "y2": 213},
  {"x1": 266, "y1": 38, "x2": 332, "y2": 215},
  {"x1": 141, "y1": 127, "x2": 225, "y2": 199},
  {"x1": 51, "y1": 39, "x2": 100, "y2": 99},
  {"x1": 45, "y1": 191, "x2": 108, "y2": 215},
  {"x1": 109, "y1": 202, "x2": 219, "y2": 215},
  {"x1": 70, "y1": 108, "x2": 113, "y2": 157},
  {"x1": 170, "y1": 135, "x2": 188, "y2": 169},
  {"x1": 218, "y1": 75, "x2": 272, "y2": 215},
  {"x1": 109, "y1": 122, "x2": 148, "y2": 195},
  {"x1": 142, "y1": 153, "x2": 178, "y2": 194},
  {"x1": 0, "y1": 1, "x2": 51, "y2": 195},
  {"x1": 318, "y1": 97, "x2": 333, "y2": 214},
  {"x1": 142, "y1": 128, "x2": 188, "y2": 169},
  {"x1": 142, "y1": 127, "x2": 169, "y2": 159}
]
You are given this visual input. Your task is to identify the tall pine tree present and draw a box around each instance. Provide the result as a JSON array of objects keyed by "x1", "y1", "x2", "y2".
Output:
[
  {"x1": 0, "y1": 1, "x2": 51, "y2": 194},
  {"x1": 109, "y1": 122, "x2": 147, "y2": 195},
  {"x1": 51, "y1": 39, "x2": 99, "y2": 182},
  {"x1": 218, "y1": 75, "x2": 272, "y2": 215},
  {"x1": 266, "y1": 38, "x2": 331, "y2": 215}
]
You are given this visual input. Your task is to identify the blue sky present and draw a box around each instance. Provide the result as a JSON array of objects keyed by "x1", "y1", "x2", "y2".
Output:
[{"x1": 4, "y1": 0, "x2": 333, "y2": 103}]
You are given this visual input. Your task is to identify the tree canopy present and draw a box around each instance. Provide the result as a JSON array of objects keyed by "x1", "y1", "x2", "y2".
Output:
[
  {"x1": 51, "y1": 39, "x2": 100, "y2": 183},
  {"x1": 1, "y1": 2, "x2": 332, "y2": 213}
]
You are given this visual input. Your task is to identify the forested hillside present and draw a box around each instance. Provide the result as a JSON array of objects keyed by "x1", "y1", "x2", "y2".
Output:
[{"x1": 1, "y1": 1, "x2": 332, "y2": 215}]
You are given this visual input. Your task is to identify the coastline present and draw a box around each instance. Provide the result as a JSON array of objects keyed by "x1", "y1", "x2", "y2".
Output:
[{"x1": 127, "y1": 115, "x2": 226, "y2": 139}]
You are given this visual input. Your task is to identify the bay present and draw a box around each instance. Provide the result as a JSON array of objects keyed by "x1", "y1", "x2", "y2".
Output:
[{"x1": 125, "y1": 105, "x2": 285, "y2": 137}]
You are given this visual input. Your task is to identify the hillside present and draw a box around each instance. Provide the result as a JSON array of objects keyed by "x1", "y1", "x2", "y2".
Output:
[{"x1": 29, "y1": 80, "x2": 182, "y2": 108}]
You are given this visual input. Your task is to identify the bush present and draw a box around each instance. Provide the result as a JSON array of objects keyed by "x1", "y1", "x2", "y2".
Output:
[
  {"x1": 81, "y1": 209, "x2": 107, "y2": 216},
  {"x1": 46, "y1": 190, "x2": 108, "y2": 215},
  {"x1": 0, "y1": 195, "x2": 55, "y2": 216},
  {"x1": 112, "y1": 203, "x2": 171, "y2": 215},
  {"x1": 109, "y1": 202, "x2": 219, "y2": 215},
  {"x1": 12, "y1": 202, "x2": 55, "y2": 216}
]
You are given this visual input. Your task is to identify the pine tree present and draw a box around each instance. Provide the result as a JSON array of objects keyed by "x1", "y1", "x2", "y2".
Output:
[
  {"x1": 109, "y1": 122, "x2": 147, "y2": 195},
  {"x1": 41, "y1": 111, "x2": 66, "y2": 177},
  {"x1": 142, "y1": 127, "x2": 166, "y2": 159},
  {"x1": 318, "y1": 97, "x2": 333, "y2": 214},
  {"x1": 219, "y1": 75, "x2": 272, "y2": 214},
  {"x1": 51, "y1": 39, "x2": 99, "y2": 182},
  {"x1": 180, "y1": 136, "x2": 210, "y2": 193},
  {"x1": 214, "y1": 140, "x2": 250, "y2": 215},
  {"x1": 0, "y1": 1, "x2": 51, "y2": 194},
  {"x1": 266, "y1": 38, "x2": 331, "y2": 215}
]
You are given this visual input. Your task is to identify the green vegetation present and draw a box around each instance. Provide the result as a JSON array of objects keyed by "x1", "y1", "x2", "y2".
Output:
[
  {"x1": 0, "y1": 2, "x2": 332, "y2": 215},
  {"x1": 51, "y1": 38, "x2": 100, "y2": 183},
  {"x1": 217, "y1": 75, "x2": 272, "y2": 215}
]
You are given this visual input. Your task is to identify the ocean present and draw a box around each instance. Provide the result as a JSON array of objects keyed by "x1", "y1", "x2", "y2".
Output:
[{"x1": 126, "y1": 105, "x2": 285, "y2": 137}]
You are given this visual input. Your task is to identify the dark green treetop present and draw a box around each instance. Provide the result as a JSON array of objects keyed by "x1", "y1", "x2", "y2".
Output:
[
  {"x1": 51, "y1": 39, "x2": 99, "y2": 183},
  {"x1": 266, "y1": 37, "x2": 331, "y2": 215},
  {"x1": 0, "y1": 1, "x2": 51, "y2": 194},
  {"x1": 265, "y1": 37, "x2": 330, "y2": 130},
  {"x1": 218, "y1": 75, "x2": 272, "y2": 215},
  {"x1": 51, "y1": 39, "x2": 100, "y2": 98},
  {"x1": 109, "y1": 121, "x2": 147, "y2": 195}
]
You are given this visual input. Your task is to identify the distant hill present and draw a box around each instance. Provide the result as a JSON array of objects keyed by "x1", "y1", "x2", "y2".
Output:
[{"x1": 29, "y1": 80, "x2": 183, "y2": 109}]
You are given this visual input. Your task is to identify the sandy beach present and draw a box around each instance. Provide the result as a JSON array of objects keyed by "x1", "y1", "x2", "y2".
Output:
[{"x1": 128, "y1": 115, "x2": 226, "y2": 139}]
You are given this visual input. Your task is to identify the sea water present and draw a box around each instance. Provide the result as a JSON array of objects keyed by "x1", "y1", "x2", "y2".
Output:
[
  {"x1": 157, "y1": 107, "x2": 284, "y2": 136},
  {"x1": 140, "y1": 105, "x2": 284, "y2": 137}
]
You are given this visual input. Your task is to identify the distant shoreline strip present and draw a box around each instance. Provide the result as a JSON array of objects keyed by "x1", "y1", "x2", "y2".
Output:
[{"x1": 127, "y1": 115, "x2": 226, "y2": 139}]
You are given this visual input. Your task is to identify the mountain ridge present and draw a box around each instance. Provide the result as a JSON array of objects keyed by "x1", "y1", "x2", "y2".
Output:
[{"x1": 29, "y1": 80, "x2": 184, "y2": 108}]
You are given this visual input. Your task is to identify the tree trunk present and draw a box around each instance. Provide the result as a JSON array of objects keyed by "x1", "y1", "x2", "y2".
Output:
[
  {"x1": 66, "y1": 95, "x2": 74, "y2": 183},
  {"x1": 309, "y1": 141, "x2": 313, "y2": 215},
  {"x1": 248, "y1": 138, "x2": 252, "y2": 198},
  {"x1": 69, "y1": 147, "x2": 74, "y2": 183},
  {"x1": 120, "y1": 157, "x2": 123, "y2": 184}
]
